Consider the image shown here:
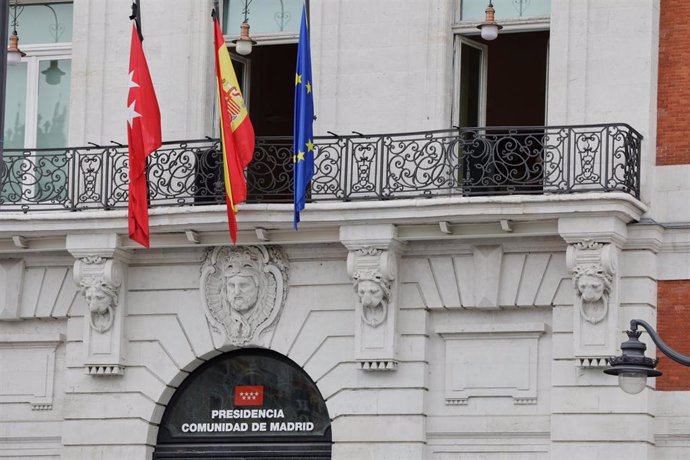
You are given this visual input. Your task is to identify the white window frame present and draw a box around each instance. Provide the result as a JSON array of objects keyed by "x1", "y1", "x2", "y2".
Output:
[
  {"x1": 16, "y1": 42, "x2": 72, "y2": 150},
  {"x1": 452, "y1": 18, "x2": 550, "y2": 37},
  {"x1": 225, "y1": 32, "x2": 299, "y2": 48},
  {"x1": 452, "y1": 36, "x2": 488, "y2": 129},
  {"x1": 230, "y1": 52, "x2": 252, "y2": 108}
]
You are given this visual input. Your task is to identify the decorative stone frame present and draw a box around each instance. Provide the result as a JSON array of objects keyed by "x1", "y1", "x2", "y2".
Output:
[
  {"x1": 437, "y1": 323, "x2": 546, "y2": 405},
  {"x1": 200, "y1": 245, "x2": 289, "y2": 348},
  {"x1": 0, "y1": 334, "x2": 64, "y2": 410}
]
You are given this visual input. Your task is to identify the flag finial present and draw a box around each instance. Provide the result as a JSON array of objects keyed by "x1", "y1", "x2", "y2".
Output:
[{"x1": 130, "y1": 0, "x2": 143, "y2": 42}]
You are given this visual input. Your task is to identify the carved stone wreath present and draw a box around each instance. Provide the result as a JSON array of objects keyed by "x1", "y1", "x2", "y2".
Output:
[{"x1": 200, "y1": 246, "x2": 288, "y2": 346}]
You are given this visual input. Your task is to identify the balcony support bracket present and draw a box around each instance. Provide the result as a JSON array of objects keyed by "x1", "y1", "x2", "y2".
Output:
[
  {"x1": 341, "y1": 224, "x2": 403, "y2": 371},
  {"x1": 66, "y1": 234, "x2": 129, "y2": 377}
]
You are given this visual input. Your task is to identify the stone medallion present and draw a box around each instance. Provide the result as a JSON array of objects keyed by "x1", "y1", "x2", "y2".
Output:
[{"x1": 200, "y1": 245, "x2": 288, "y2": 346}]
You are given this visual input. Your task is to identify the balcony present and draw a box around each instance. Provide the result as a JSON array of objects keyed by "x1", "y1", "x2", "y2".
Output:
[{"x1": 0, "y1": 124, "x2": 641, "y2": 213}]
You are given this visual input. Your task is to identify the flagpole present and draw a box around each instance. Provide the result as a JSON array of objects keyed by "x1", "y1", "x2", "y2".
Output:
[
  {"x1": 130, "y1": 0, "x2": 143, "y2": 42},
  {"x1": 212, "y1": 0, "x2": 230, "y2": 212}
]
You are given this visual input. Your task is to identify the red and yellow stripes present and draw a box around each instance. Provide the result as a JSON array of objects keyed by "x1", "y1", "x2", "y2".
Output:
[{"x1": 213, "y1": 16, "x2": 255, "y2": 243}]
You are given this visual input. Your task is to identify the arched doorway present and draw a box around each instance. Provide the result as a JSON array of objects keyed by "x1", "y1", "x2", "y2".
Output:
[{"x1": 153, "y1": 348, "x2": 332, "y2": 459}]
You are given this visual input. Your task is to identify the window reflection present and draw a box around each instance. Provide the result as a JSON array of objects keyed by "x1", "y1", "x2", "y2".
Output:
[
  {"x1": 224, "y1": 0, "x2": 303, "y2": 35},
  {"x1": 4, "y1": 63, "x2": 27, "y2": 149},
  {"x1": 37, "y1": 59, "x2": 71, "y2": 149},
  {"x1": 460, "y1": 0, "x2": 550, "y2": 21},
  {"x1": 4, "y1": 2, "x2": 73, "y2": 45}
]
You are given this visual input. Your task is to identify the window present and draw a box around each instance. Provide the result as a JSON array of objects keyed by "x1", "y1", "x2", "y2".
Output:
[
  {"x1": 4, "y1": 2, "x2": 73, "y2": 150},
  {"x1": 215, "y1": 1, "x2": 305, "y2": 203},
  {"x1": 220, "y1": 0, "x2": 305, "y2": 138},
  {"x1": 453, "y1": 1, "x2": 550, "y2": 195},
  {"x1": 2, "y1": 2, "x2": 73, "y2": 205},
  {"x1": 452, "y1": 0, "x2": 550, "y2": 129}
]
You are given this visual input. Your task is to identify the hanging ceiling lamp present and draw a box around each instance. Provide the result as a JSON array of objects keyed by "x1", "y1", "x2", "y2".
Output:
[
  {"x1": 7, "y1": 1, "x2": 26, "y2": 65},
  {"x1": 231, "y1": 0, "x2": 256, "y2": 55},
  {"x1": 477, "y1": 2, "x2": 503, "y2": 41}
]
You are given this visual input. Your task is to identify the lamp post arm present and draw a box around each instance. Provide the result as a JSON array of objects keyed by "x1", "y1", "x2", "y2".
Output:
[{"x1": 631, "y1": 319, "x2": 690, "y2": 367}]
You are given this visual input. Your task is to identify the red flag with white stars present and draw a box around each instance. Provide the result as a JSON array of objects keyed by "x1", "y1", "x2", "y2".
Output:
[
  {"x1": 127, "y1": 23, "x2": 161, "y2": 248},
  {"x1": 234, "y1": 385, "x2": 264, "y2": 406}
]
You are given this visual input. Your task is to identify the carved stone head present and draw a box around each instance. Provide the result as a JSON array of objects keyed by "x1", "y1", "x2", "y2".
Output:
[
  {"x1": 572, "y1": 264, "x2": 612, "y2": 324},
  {"x1": 221, "y1": 251, "x2": 263, "y2": 313},
  {"x1": 201, "y1": 246, "x2": 288, "y2": 346},
  {"x1": 80, "y1": 276, "x2": 119, "y2": 333},
  {"x1": 353, "y1": 270, "x2": 390, "y2": 327}
]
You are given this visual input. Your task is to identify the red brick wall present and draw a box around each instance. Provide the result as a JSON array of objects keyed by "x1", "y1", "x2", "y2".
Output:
[
  {"x1": 657, "y1": 0, "x2": 690, "y2": 165},
  {"x1": 657, "y1": 280, "x2": 690, "y2": 390}
]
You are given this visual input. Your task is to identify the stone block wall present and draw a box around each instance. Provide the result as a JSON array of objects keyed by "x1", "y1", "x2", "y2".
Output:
[{"x1": 52, "y1": 243, "x2": 430, "y2": 459}]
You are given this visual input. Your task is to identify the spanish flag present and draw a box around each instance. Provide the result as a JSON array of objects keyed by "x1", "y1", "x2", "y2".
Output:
[{"x1": 213, "y1": 11, "x2": 255, "y2": 244}]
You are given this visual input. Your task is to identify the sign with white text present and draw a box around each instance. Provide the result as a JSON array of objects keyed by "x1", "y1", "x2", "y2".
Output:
[{"x1": 156, "y1": 350, "x2": 331, "y2": 444}]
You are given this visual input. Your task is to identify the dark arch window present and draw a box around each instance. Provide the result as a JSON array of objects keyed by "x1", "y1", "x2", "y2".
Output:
[{"x1": 154, "y1": 348, "x2": 332, "y2": 459}]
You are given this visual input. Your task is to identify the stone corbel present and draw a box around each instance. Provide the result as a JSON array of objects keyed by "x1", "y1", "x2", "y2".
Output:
[
  {"x1": 341, "y1": 225, "x2": 402, "y2": 371},
  {"x1": 67, "y1": 235, "x2": 128, "y2": 376},
  {"x1": 566, "y1": 239, "x2": 619, "y2": 365}
]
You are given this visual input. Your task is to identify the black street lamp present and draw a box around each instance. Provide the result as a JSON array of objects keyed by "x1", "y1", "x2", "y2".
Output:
[{"x1": 605, "y1": 319, "x2": 690, "y2": 394}]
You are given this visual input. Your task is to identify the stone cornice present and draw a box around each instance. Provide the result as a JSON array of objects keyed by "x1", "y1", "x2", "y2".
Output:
[{"x1": 0, "y1": 194, "x2": 646, "y2": 252}]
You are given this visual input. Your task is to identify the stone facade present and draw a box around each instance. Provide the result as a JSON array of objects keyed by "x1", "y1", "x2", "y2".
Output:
[{"x1": 4, "y1": 0, "x2": 690, "y2": 459}]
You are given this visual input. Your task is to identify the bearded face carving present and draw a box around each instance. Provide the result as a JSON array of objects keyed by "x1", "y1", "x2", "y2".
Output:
[
  {"x1": 353, "y1": 270, "x2": 390, "y2": 328},
  {"x1": 201, "y1": 246, "x2": 288, "y2": 346},
  {"x1": 573, "y1": 264, "x2": 612, "y2": 324},
  {"x1": 224, "y1": 273, "x2": 259, "y2": 313}
]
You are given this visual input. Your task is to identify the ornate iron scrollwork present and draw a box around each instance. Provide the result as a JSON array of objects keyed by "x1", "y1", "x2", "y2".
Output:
[{"x1": 0, "y1": 124, "x2": 642, "y2": 212}]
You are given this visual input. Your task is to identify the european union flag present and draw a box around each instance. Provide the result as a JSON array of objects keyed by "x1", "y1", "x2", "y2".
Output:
[{"x1": 293, "y1": 3, "x2": 314, "y2": 229}]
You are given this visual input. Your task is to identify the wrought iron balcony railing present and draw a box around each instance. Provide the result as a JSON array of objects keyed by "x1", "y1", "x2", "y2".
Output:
[{"x1": 0, "y1": 124, "x2": 641, "y2": 212}]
